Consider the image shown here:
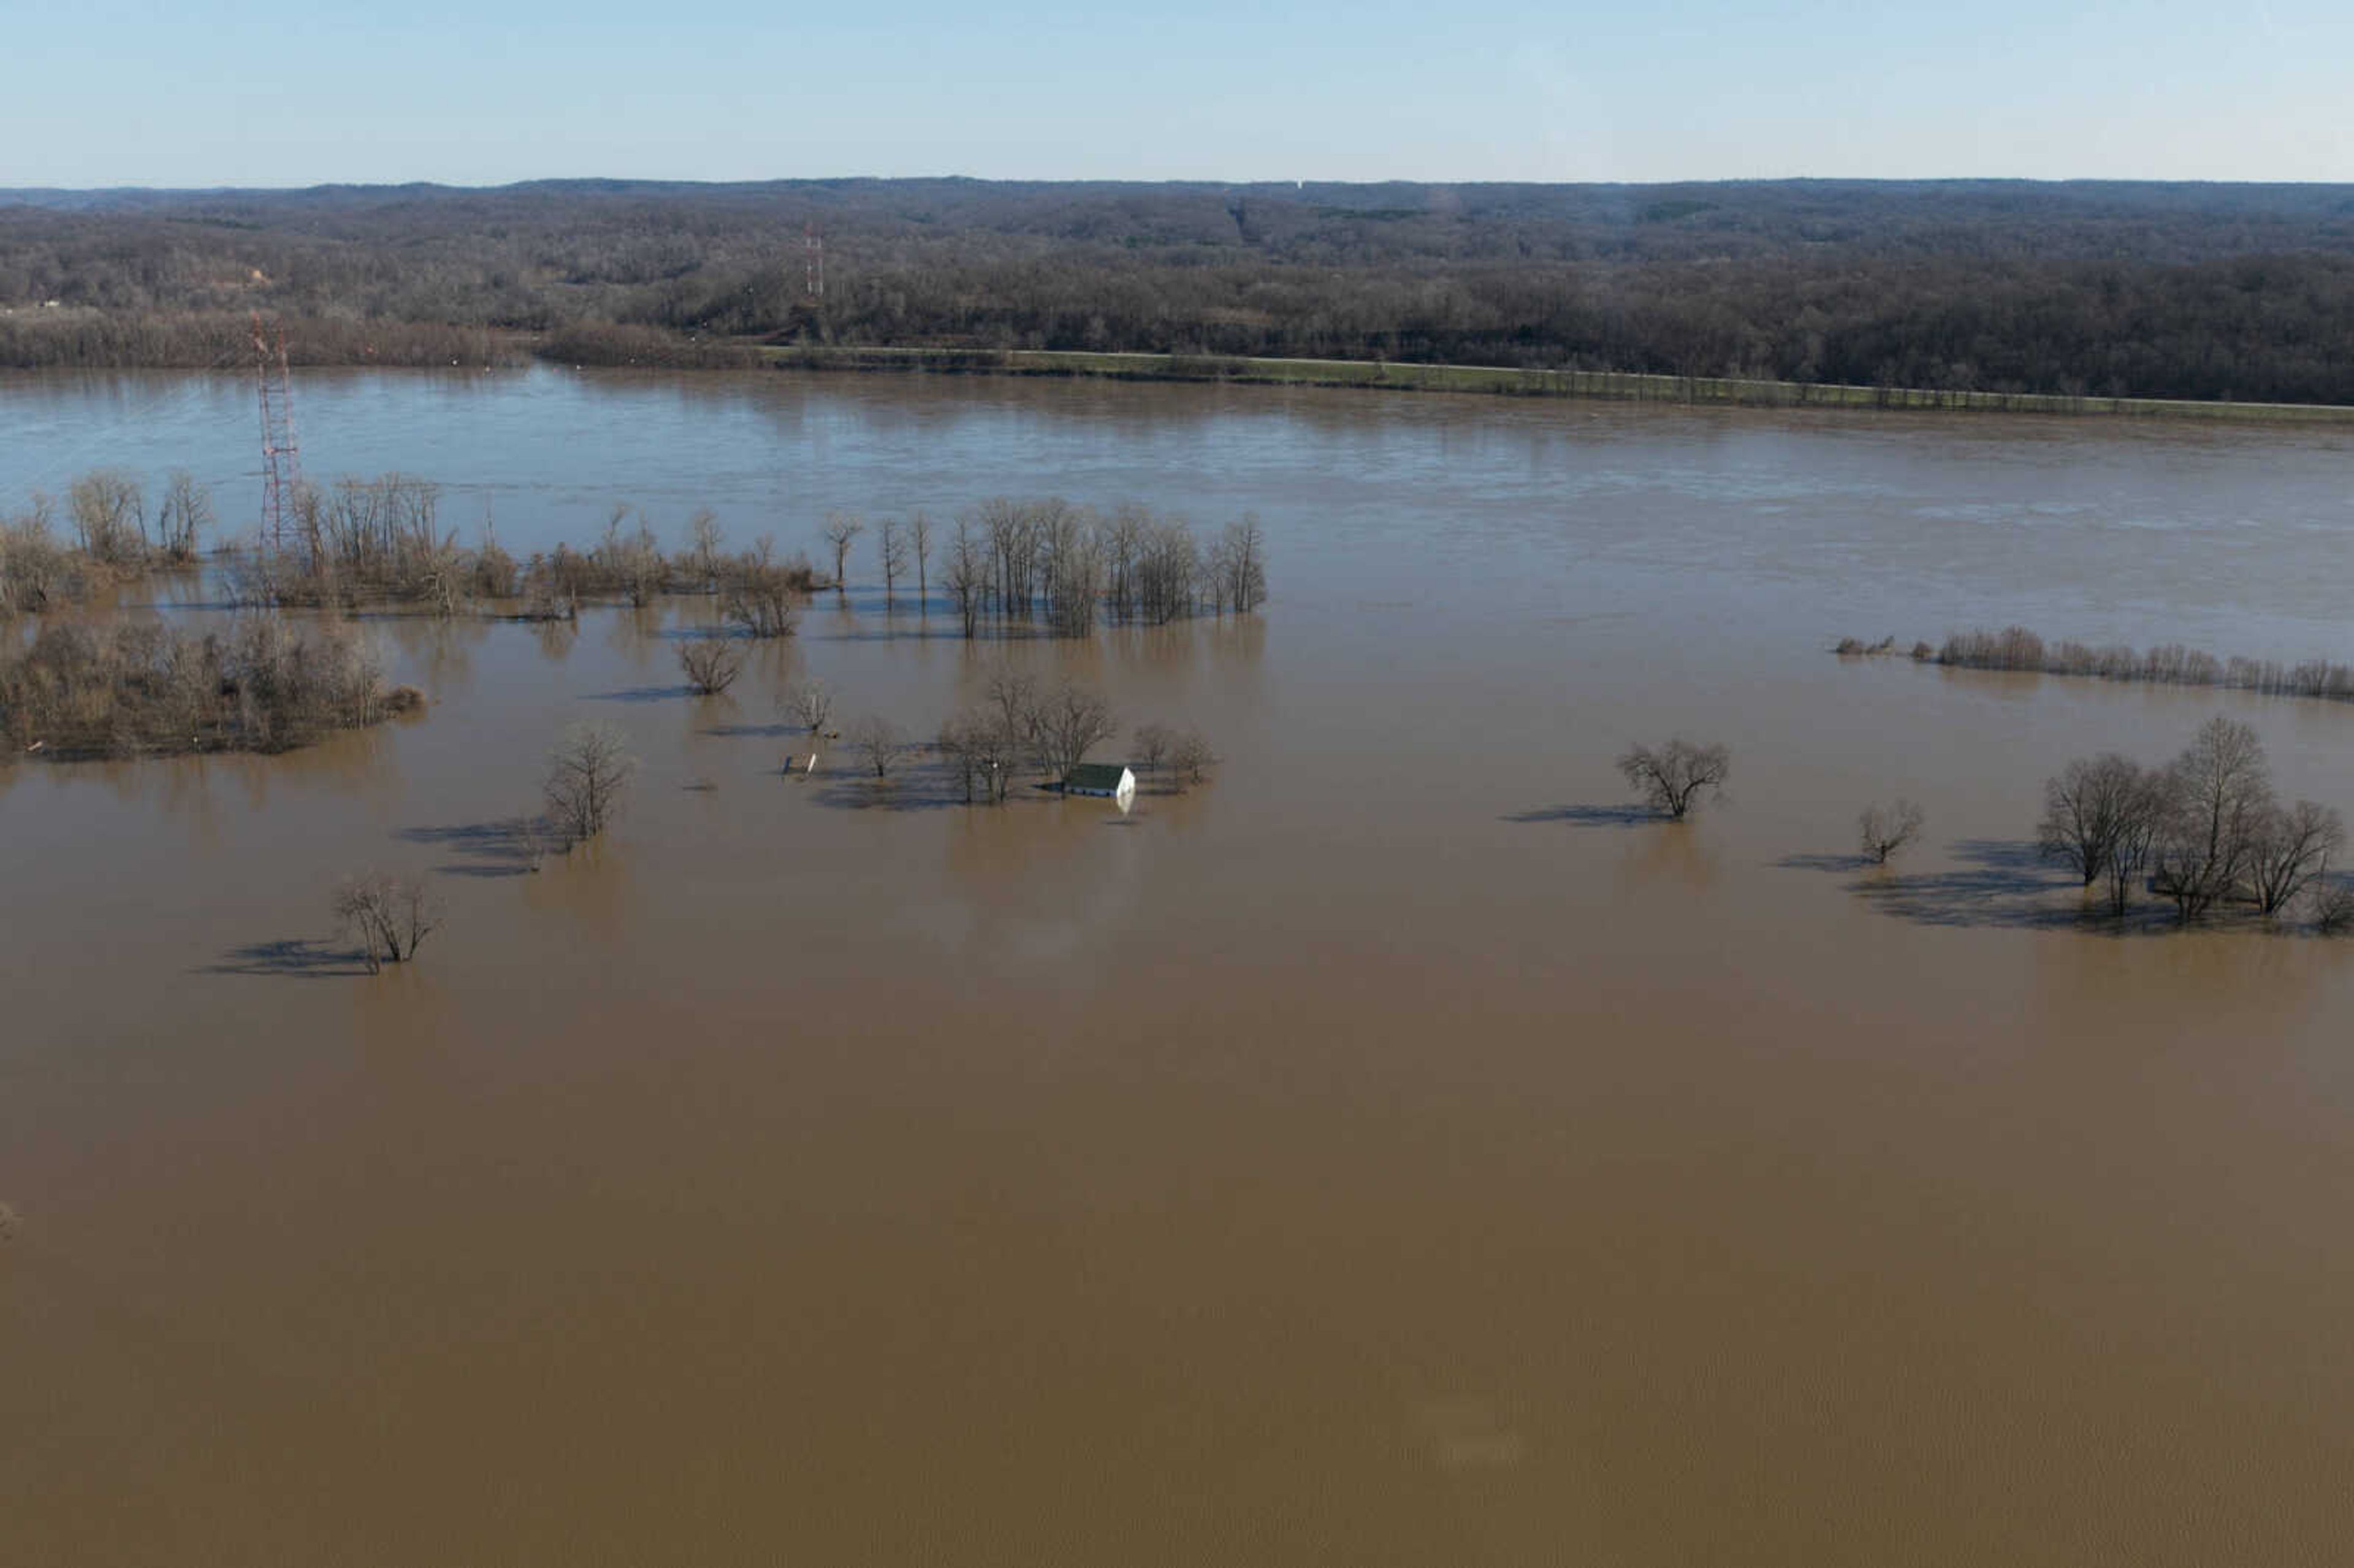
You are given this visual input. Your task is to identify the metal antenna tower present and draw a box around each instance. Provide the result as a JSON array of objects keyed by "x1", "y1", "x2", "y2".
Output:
[
  {"x1": 803, "y1": 222, "x2": 825, "y2": 300},
  {"x1": 252, "y1": 313, "x2": 301, "y2": 554}
]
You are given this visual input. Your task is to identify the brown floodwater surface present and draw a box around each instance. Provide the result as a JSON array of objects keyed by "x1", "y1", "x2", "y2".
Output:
[{"x1": 5, "y1": 370, "x2": 2354, "y2": 1565}]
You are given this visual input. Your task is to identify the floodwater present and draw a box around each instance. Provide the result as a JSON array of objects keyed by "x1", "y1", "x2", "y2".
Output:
[{"x1": 6, "y1": 368, "x2": 2354, "y2": 1566}]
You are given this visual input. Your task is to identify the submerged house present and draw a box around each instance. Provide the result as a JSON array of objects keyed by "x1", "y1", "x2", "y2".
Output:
[{"x1": 1062, "y1": 762, "x2": 1136, "y2": 802}]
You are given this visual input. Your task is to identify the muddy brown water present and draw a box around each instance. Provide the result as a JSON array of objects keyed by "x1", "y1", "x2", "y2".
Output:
[{"x1": 6, "y1": 370, "x2": 2354, "y2": 1565}]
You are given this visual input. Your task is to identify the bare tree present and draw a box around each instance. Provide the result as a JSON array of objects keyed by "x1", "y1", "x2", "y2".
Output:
[
  {"x1": 943, "y1": 522, "x2": 987, "y2": 638},
  {"x1": 69, "y1": 470, "x2": 146, "y2": 563},
  {"x1": 782, "y1": 677, "x2": 834, "y2": 737},
  {"x1": 1221, "y1": 514, "x2": 1268, "y2": 614},
  {"x1": 1617, "y1": 739, "x2": 1731, "y2": 821},
  {"x1": 2152, "y1": 717, "x2": 2270, "y2": 921},
  {"x1": 684, "y1": 509, "x2": 725, "y2": 592},
  {"x1": 1168, "y1": 728, "x2": 1214, "y2": 788},
  {"x1": 1103, "y1": 504, "x2": 1145, "y2": 622},
  {"x1": 1132, "y1": 721, "x2": 1173, "y2": 775},
  {"x1": 2038, "y1": 753, "x2": 2147, "y2": 888},
  {"x1": 544, "y1": 721, "x2": 634, "y2": 843},
  {"x1": 156, "y1": 470, "x2": 215, "y2": 563},
  {"x1": 878, "y1": 517, "x2": 909, "y2": 605},
  {"x1": 985, "y1": 667, "x2": 1040, "y2": 758},
  {"x1": 333, "y1": 872, "x2": 444, "y2": 973},
  {"x1": 2101, "y1": 775, "x2": 2166, "y2": 918},
  {"x1": 848, "y1": 714, "x2": 906, "y2": 778},
  {"x1": 2245, "y1": 798, "x2": 2345, "y2": 916},
  {"x1": 821, "y1": 512, "x2": 864, "y2": 595},
  {"x1": 939, "y1": 707, "x2": 1020, "y2": 802},
  {"x1": 908, "y1": 511, "x2": 932, "y2": 609},
  {"x1": 2315, "y1": 877, "x2": 2354, "y2": 935},
  {"x1": 1858, "y1": 799, "x2": 1925, "y2": 865},
  {"x1": 1029, "y1": 681, "x2": 1116, "y2": 781},
  {"x1": 721, "y1": 538, "x2": 802, "y2": 638},
  {"x1": 940, "y1": 710, "x2": 1019, "y2": 803},
  {"x1": 677, "y1": 637, "x2": 745, "y2": 696}
]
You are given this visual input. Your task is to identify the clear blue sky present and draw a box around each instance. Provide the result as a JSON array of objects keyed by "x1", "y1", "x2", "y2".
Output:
[{"x1": 4, "y1": 0, "x2": 2348, "y2": 188}]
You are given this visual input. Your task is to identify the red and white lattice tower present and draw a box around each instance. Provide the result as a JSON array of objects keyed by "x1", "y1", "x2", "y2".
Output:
[
  {"x1": 252, "y1": 313, "x2": 300, "y2": 555},
  {"x1": 803, "y1": 221, "x2": 824, "y2": 300}
]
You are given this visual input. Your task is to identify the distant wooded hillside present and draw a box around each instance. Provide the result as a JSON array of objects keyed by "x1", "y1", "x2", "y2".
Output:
[{"x1": 6, "y1": 178, "x2": 2354, "y2": 402}]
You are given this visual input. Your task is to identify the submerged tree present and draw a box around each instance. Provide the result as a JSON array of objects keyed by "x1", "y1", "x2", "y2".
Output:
[
  {"x1": 1168, "y1": 728, "x2": 1214, "y2": 789},
  {"x1": 1029, "y1": 680, "x2": 1117, "y2": 781},
  {"x1": 942, "y1": 522, "x2": 988, "y2": 639},
  {"x1": 2245, "y1": 798, "x2": 2345, "y2": 917},
  {"x1": 878, "y1": 517, "x2": 909, "y2": 606},
  {"x1": 720, "y1": 539, "x2": 804, "y2": 638},
  {"x1": 821, "y1": 512, "x2": 864, "y2": 595},
  {"x1": 848, "y1": 714, "x2": 906, "y2": 778},
  {"x1": 1858, "y1": 799, "x2": 1925, "y2": 865},
  {"x1": 677, "y1": 637, "x2": 744, "y2": 696},
  {"x1": 333, "y1": 873, "x2": 444, "y2": 973},
  {"x1": 2150, "y1": 717, "x2": 2271, "y2": 921},
  {"x1": 782, "y1": 677, "x2": 834, "y2": 738},
  {"x1": 1131, "y1": 720, "x2": 1173, "y2": 776},
  {"x1": 156, "y1": 470, "x2": 215, "y2": 563},
  {"x1": 1618, "y1": 739, "x2": 1731, "y2": 821},
  {"x1": 544, "y1": 721, "x2": 634, "y2": 843},
  {"x1": 908, "y1": 512, "x2": 932, "y2": 609},
  {"x1": 2038, "y1": 753, "x2": 2149, "y2": 888}
]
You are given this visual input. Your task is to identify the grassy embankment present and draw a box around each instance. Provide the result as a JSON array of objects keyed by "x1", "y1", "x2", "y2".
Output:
[{"x1": 761, "y1": 344, "x2": 2354, "y2": 425}]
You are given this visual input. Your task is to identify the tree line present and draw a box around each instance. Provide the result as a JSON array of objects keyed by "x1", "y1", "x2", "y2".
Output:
[
  {"x1": 1839, "y1": 626, "x2": 2354, "y2": 707},
  {"x1": 11, "y1": 178, "x2": 2354, "y2": 402}
]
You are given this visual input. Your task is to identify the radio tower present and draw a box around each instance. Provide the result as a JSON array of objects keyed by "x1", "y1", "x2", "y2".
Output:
[
  {"x1": 803, "y1": 221, "x2": 825, "y2": 301},
  {"x1": 252, "y1": 313, "x2": 300, "y2": 555}
]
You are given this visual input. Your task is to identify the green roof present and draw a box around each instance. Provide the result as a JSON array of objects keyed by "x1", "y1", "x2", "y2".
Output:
[{"x1": 1064, "y1": 763, "x2": 1131, "y2": 791}]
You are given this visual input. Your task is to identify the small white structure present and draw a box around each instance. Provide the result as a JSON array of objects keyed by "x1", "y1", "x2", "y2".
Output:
[{"x1": 1063, "y1": 763, "x2": 1136, "y2": 804}]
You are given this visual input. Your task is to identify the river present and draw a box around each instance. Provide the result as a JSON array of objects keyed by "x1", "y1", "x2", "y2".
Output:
[{"x1": 4, "y1": 367, "x2": 2353, "y2": 1566}]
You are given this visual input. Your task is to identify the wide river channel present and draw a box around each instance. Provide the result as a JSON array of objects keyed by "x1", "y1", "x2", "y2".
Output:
[{"x1": 5, "y1": 367, "x2": 2354, "y2": 1566}]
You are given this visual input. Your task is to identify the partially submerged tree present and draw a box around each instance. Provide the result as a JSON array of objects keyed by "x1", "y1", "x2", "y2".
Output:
[
  {"x1": 333, "y1": 873, "x2": 443, "y2": 973},
  {"x1": 1030, "y1": 681, "x2": 1117, "y2": 780},
  {"x1": 544, "y1": 721, "x2": 634, "y2": 843},
  {"x1": 939, "y1": 709, "x2": 1015, "y2": 803},
  {"x1": 2038, "y1": 753, "x2": 2149, "y2": 888},
  {"x1": 878, "y1": 517, "x2": 909, "y2": 604},
  {"x1": 942, "y1": 522, "x2": 987, "y2": 638},
  {"x1": 1618, "y1": 739, "x2": 1731, "y2": 821},
  {"x1": 1132, "y1": 721, "x2": 1173, "y2": 775},
  {"x1": 2150, "y1": 717, "x2": 2271, "y2": 921},
  {"x1": 67, "y1": 470, "x2": 146, "y2": 565},
  {"x1": 1218, "y1": 515, "x2": 1268, "y2": 614},
  {"x1": 683, "y1": 509, "x2": 725, "y2": 592},
  {"x1": 782, "y1": 677, "x2": 834, "y2": 737},
  {"x1": 156, "y1": 470, "x2": 215, "y2": 563},
  {"x1": 1168, "y1": 728, "x2": 1214, "y2": 788},
  {"x1": 677, "y1": 637, "x2": 745, "y2": 696},
  {"x1": 908, "y1": 512, "x2": 932, "y2": 608},
  {"x1": 821, "y1": 512, "x2": 864, "y2": 594},
  {"x1": 984, "y1": 666, "x2": 1040, "y2": 758},
  {"x1": 1858, "y1": 799, "x2": 1925, "y2": 865},
  {"x1": 721, "y1": 539, "x2": 804, "y2": 638},
  {"x1": 2101, "y1": 777, "x2": 2165, "y2": 918},
  {"x1": 2315, "y1": 877, "x2": 2354, "y2": 935},
  {"x1": 848, "y1": 714, "x2": 906, "y2": 778},
  {"x1": 2245, "y1": 798, "x2": 2345, "y2": 917}
]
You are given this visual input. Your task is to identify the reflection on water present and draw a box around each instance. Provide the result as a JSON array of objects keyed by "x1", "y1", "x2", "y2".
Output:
[{"x1": 4, "y1": 372, "x2": 2354, "y2": 1567}]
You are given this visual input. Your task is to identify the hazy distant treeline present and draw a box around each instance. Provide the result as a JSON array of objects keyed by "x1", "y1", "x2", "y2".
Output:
[{"x1": 9, "y1": 179, "x2": 2354, "y2": 400}]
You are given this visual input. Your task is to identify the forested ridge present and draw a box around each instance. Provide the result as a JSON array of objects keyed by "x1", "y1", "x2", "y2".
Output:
[{"x1": 7, "y1": 177, "x2": 2354, "y2": 402}]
